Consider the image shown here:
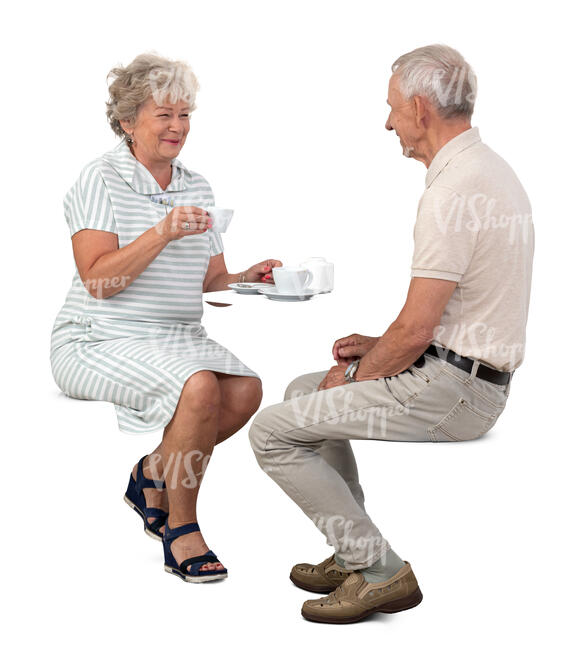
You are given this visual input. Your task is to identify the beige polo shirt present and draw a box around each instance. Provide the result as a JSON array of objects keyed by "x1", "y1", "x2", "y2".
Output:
[{"x1": 411, "y1": 127, "x2": 534, "y2": 372}]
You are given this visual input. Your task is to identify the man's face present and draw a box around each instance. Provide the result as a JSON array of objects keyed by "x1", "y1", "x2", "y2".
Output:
[{"x1": 385, "y1": 74, "x2": 417, "y2": 158}]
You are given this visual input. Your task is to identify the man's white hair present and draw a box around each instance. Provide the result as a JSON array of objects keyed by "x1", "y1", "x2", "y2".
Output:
[{"x1": 392, "y1": 44, "x2": 477, "y2": 119}]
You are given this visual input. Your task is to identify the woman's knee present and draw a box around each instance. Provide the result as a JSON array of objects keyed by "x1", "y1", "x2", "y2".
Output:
[
  {"x1": 243, "y1": 377, "x2": 263, "y2": 414},
  {"x1": 224, "y1": 376, "x2": 263, "y2": 418},
  {"x1": 180, "y1": 371, "x2": 221, "y2": 417}
]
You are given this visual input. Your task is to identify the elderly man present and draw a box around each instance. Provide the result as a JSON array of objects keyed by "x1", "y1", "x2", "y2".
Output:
[{"x1": 249, "y1": 44, "x2": 534, "y2": 624}]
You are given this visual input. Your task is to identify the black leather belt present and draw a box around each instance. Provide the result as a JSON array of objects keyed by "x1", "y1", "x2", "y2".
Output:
[{"x1": 417, "y1": 344, "x2": 512, "y2": 386}]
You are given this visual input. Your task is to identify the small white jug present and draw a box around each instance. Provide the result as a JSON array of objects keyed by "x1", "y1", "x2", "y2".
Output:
[{"x1": 300, "y1": 257, "x2": 334, "y2": 293}]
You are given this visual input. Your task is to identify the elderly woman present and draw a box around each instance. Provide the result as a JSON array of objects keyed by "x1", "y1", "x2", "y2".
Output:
[{"x1": 50, "y1": 53, "x2": 281, "y2": 582}]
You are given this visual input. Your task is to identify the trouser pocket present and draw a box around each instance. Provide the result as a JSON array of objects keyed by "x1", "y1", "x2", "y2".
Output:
[{"x1": 428, "y1": 397, "x2": 499, "y2": 442}]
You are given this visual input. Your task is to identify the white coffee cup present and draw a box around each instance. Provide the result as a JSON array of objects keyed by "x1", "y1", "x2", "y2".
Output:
[
  {"x1": 272, "y1": 267, "x2": 314, "y2": 294},
  {"x1": 207, "y1": 207, "x2": 234, "y2": 233}
]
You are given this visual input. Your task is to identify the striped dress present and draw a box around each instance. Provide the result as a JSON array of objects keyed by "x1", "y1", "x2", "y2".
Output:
[{"x1": 50, "y1": 140, "x2": 258, "y2": 434}]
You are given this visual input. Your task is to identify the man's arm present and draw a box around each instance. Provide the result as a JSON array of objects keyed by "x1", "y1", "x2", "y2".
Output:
[{"x1": 355, "y1": 277, "x2": 457, "y2": 380}]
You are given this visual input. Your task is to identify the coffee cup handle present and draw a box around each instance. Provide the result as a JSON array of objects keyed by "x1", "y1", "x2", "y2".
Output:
[{"x1": 303, "y1": 270, "x2": 313, "y2": 289}]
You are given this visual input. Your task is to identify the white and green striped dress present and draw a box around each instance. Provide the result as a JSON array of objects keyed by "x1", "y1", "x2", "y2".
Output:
[{"x1": 50, "y1": 140, "x2": 258, "y2": 434}]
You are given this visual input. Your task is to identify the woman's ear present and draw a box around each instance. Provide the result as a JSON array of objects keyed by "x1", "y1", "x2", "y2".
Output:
[{"x1": 119, "y1": 119, "x2": 133, "y2": 136}]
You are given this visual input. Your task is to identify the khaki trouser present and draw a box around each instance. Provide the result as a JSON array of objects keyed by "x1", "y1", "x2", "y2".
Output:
[{"x1": 249, "y1": 352, "x2": 512, "y2": 570}]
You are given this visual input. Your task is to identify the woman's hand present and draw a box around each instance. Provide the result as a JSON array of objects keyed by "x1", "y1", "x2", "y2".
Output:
[
  {"x1": 155, "y1": 206, "x2": 212, "y2": 243},
  {"x1": 241, "y1": 259, "x2": 283, "y2": 283},
  {"x1": 332, "y1": 334, "x2": 380, "y2": 366}
]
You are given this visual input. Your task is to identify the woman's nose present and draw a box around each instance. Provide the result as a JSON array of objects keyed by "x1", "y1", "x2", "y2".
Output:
[{"x1": 169, "y1": 116, "x2": 182, "y2": 132}]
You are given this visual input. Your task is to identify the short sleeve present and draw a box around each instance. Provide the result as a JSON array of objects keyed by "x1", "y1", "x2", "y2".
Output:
[
  {"x1": 411, "y1": 184, "x2": 478, "y2": 282},
  {"x1": 64, "y1": 163, "x2": 118, "y2": 237},
  {"x1": 193, "y1": 174, "x2": 223, "y2": 256},
  {"x1": 209, "y1": 231, "x2": 224, "y2": 256}
]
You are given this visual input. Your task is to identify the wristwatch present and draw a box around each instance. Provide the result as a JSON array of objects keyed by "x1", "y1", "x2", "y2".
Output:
[{"x1": 344, "y1": 360, "x2": 360, "y2": 383}]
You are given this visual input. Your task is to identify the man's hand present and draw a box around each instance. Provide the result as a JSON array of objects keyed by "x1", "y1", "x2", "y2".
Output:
[
  {"x1": 318, "y1": 365, "x2": 347, "y2": 391},
  {"x1": 332, "y1": 334, "x2": 380, "y2": 366}
]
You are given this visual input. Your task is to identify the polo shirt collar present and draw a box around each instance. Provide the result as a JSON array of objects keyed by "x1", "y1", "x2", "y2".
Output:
[
  {"x1": 425, "y1": 126, "x2": 481, "y2": 188},
  {"x1": 102, "y1": 139, "x2": 188, "y2": 194}
]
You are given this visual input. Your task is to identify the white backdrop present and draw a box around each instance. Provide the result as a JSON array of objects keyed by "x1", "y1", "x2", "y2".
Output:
[{"x1": 3, "y1": 0, "x2": 584, "y2": 648}]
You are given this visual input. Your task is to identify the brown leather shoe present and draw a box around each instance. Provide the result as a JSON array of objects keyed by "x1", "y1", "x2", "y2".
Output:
[
  {"x1": 301, "y1": 561, "x2": 422, "y2": 624},
  {"x1": 290, "y1": 554, "x2": 353, "y2": 593}
]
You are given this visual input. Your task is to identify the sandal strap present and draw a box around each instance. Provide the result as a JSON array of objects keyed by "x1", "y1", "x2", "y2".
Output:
[
  {"x1": 179, "y1": 551, "x2": 219, "y2": 574},
  {"x1": 137, "y1": 455, "x2": 165, "y2": 491},
  {"x1": 144, "y1": 507, "x2": 167, "y2": 519},
  {"x1": 164, "y1": 521, "x2": 201, "y2": 542},
  {"x1": 146, "y1": 519, "x2": 167, "y2": 535},
  {"x1": 144, "y1": 507, "x2": 168, "y2": 533}
]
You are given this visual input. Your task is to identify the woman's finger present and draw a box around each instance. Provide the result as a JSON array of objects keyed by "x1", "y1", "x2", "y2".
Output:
[
  {"x1": 182, "y1": 216, "x2": 212, "y2": 230},
  {"x1": 180, "y1": 206, "x2": 208, "y2": 217}
]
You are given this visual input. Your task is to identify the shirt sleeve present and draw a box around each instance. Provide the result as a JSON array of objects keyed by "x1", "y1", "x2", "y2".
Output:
[
  {"x1": 64, "y1": 163, "x2": 118, "y2": 237},
  {"x1": 198, "y1": 177, "x2": 223, "y2": 256},
  {"x1": 209, "y1": 231, "x2": 224, "y2": 256},
  {"x1": 411, "y1": 184, "x2": 478, "y2": 282}
]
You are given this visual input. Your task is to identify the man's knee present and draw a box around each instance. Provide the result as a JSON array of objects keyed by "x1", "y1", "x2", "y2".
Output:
[
  {"x1": 283, "y1": 370, "x2": 327, "y2": 401},
  {"x1": 248, "y1": 406, "x2": 277, "y2": 463},
  {"x1": 284, "y1": 376, "x2": 305, "y2": 401}
]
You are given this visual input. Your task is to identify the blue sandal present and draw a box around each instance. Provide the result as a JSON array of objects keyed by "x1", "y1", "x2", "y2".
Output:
[
  {"x1": 124, "y1": 455, "x2": 167, "y2": 540},
  {"x1": 163, "y1": 521, "x2": 228, "y2": 583}
]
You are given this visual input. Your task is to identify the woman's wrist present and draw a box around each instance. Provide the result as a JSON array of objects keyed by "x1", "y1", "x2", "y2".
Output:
[{"x1": 151, "y1": 224, "x2": 170, "y2": 246}]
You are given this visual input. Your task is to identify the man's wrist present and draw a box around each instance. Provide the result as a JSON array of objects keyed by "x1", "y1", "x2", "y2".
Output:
[{"x1": 344, "y1": 359, "x2": 360, "y2": 383}]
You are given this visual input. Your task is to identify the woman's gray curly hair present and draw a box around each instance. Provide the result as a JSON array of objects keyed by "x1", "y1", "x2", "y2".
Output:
[{"x1": 106, "y1": 52, "x2": 200, "y2": 139}]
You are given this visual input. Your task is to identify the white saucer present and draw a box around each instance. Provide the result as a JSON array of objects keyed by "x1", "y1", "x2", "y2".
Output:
[
  {"x1": 228, "y1": 282, "x2": 267, "y2": 295},
  {"x1": 258, "y1": 286, "x2": 317, "y2": 302}
]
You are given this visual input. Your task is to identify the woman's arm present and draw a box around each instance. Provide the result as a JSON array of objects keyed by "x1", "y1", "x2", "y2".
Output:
[
  {"x1": 203, "y1": 255, "x2": 283, "y2": 293},
  {"x1": 73, "y1": 206, "x2": 210, "y2": 299},
  {"x1": 202, "y1": 254, "x2": 240, "y2": 293},
  {"x1": 72, "y1": 227, "x2": 169, "y2": 299}
]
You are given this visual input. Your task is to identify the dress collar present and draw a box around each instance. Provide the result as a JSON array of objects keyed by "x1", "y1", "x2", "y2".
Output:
[
  {"x1": 425, "y1": 126, "x2": 481, "y2": 188},
  {"x1": 102, "y1": 139, "x2": 188, "y2": 194}
]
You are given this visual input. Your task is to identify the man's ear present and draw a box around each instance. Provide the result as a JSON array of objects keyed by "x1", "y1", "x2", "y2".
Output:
[{"x1": 412, "y1": 95, "x2": 429, "y2": 129}]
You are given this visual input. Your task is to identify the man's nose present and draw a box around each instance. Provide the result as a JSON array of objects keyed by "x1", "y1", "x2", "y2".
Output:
[{"x1": 385, "y1": 119, "x2": 394, "y2": 132}]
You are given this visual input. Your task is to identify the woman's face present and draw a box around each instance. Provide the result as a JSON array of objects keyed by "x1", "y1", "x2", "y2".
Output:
[{"x1": 122, "y1": 96, "x2": 191, "y2": 164}]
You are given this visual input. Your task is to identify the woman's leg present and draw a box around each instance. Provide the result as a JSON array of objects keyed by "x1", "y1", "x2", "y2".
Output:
[
  {"x1": 214, "y1": 374, "x2": 263, "y2": 444},
  {"x1": 145, "y1": 370, "x2": 223, "y2": 572},
  {"x1": 134, "y1": 373, "x2": 261, "y2": 569},
  {"x1": 137, "y1": 372, "x2": 261, "y2": 572}
]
